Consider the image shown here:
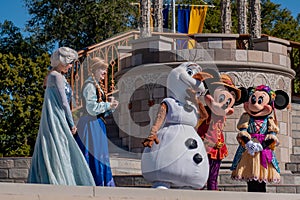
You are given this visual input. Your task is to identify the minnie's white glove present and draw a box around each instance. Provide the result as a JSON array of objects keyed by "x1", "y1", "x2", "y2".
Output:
[{"x1": 246, "y1": 140, "x2": 263, "y2": 156}]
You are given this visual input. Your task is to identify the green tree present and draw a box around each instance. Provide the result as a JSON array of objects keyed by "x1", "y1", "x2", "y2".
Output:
[
  {"x1": 0, "y1": 53, "x2": 49, "y2": 156},
  {"x1": 0, "y1": 20, "x2": 46, "y2": 59},
  {"x1": 0, "y1": 19, "x2": 50, "y2": 156},
  {"x1": 24, "y1": 0, "x2": 139, "y2": 51}
]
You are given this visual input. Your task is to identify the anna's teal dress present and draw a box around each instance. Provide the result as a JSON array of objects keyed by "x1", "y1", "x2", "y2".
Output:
[{"x1": 27, "y1": 71, "x2": 95, "y2": 186}]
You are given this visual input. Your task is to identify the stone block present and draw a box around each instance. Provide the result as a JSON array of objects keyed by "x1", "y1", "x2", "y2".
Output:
[
  {"x1": 294, "y1": 176, "x2": 300, "y2": 184},
  {"x1": 196, "y1": 41, "x2": 209, "y2": 49},
  {"x1": 132, "y1": 89, "x2": 148, "y2": 101},
  {"x1": 191, "y1": 49, "x2": 215, "y2": 61},
  {"x1": 219, "y1": 174, "x2": 236, "y2": 184},
  {"x1": 14, "y1": 180, "x2": 26, "y2": 183},
  {"x1": 225, "y1": 132, "x2": 238, "y2": 145},
  {"x1": 203, "y1": 49, "x2": 215, "y2": 60},
  {"x1": 292, "y1": 130, "x2": 300, "y2": 139},
  {"x1": 282, "y1": 45, "x2": 288, "y2": 56},
  {"x1": 128, "y1": 137, "x2": 144, "y2": 149},
  {"x1": 294, "y1": 138, "x2": 300, "y2": 146},
  {"x1": 141, "y1": 99, "x2": 150, "y2": 111},
  {"x1": 133, "y1": 176, "x2": 151, "y2": 186},
  {"x1": 263, "y1": 52, "x2": 272, "y2": 63},
  {"x1": 297, "y1": 186, "x2": 300, "y2": 193},
  {"x1": 285, "y1": 163, "x2": 297, "y2": 172},
  {"x1": 0, "y1": 159, "x2": 14, "y2": 169},
  {"x1": 272, "y1": 53, "x2": 280, "y2": 65},
  {"x1": 281, "y1": 111, "x2": 289, "y2": 123},
  {"x1": 158, "y1": 51, "x2": 177, "y2": 63},
  {"x1": 279, "y1": 55, "x2": 287, "y2": 66},
  {"x1": 293, "y1": 146, "x2": 300, "y2": 154},
  {"x1": 149, "y1": 40, "x2": 172, "y2": 52},
  {"x1": 130, "y1": 100, "x2": 141, "y2": 112},
  {"x1": 297, "y1": 123, "x2": 300, "y2": 131},
  {"x1": 281, "y1": 174, "x2": 295, "y2": 184},
  {"x1": 248, "y1": 50, "x2": 263, "y2": 62},
  {"x1": 222, "y1": 39, "x2": 236, "y2": 49},
  {"x1": 269, "y1": 42, "x2": 284, "y2": 54},
  {"x1": 235, "y1": 50, "x2": 247, "y2": 61},
  {"x1": 292, "y1": 122, "x2": 300, "y2": 131},
  {"x1": 290, "y1": 154, "x2": 300, "y2": 162},
  {"x1": 226, "y1": 145, "x2": 238, "y2": 160},
  {"x1": 0, "y1": 179, "x2": 13, "y2": 183},
  {"x1": 118, "y1": 114, "x2": 129, "y2": 128},
  {"x1": 279, "y1": 122, "x2": 287, "y2": 135},
  {"x1": 14, "y1": 158, "x2": 31, "y2": 169},
  {"x1": 267, "y1": 186, "x2": 277, "y2": 193},
  {"x1": 298, "y1": 164, "x2": 300, "y2": 172},
  {"x1": 276, "y1": 110, "x2": 283, "y2": 121},
  {"x1": 153, "y1": 87, "x2": 166, "y2": 99},
  {"x1": 215, "y1": 49, "x2": 235, "y2": 61},
  {"x1": 276, "y1": 186, "x2": 297, "y2": 193},
  {"x1": 222, "y1": 186, "x2": 247, "y2": 192},
  {"x1": 0, "y1": 169, "x2": 8, "y2": 178},
  {"x1": 286, "y1": 57, "x2": 291, "y2": 68},
  {"x1": 224, "y1": 119, "x2": 236, "y2": 131},
  {"x1": 279, "y1": 147, "x2": 289, "y2": 162},
  {"x1": 127, "y1": 125, "x2": 142, "y2": 138},
  {"x1": 208, "y1": 38, "x2": 222, "y2": 49},
  {"x1": 175, "y1": 49, "x2": 190, "y2": 61},
  {"x1": 131, "y1": 53, "x2": 142, "y2": 66},
  {"x1": 277, "y1": 134, "x2": 290, "y2": 148},
  {"x1": 113, "y1": 175, "x2": 135, "y2": 186},
  {"x1": 8, "y1": 169, "x2": 28, "y2": 179}
]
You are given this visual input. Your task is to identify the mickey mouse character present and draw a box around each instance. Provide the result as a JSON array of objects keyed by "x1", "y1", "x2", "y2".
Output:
[
  {"x1": 196, "y1": 70, "x2": 241, "y2": 190},
  {"x1": 230, "y1": 85, "x2": 289, "y2": 192}
]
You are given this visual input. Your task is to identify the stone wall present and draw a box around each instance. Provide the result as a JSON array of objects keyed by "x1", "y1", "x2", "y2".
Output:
[
  {"x1": 0, "y1": 157, "x2": 30, "y2": 183},
  {"x1": 286, "y1": 102, "x2": 300, "y2": 173}
]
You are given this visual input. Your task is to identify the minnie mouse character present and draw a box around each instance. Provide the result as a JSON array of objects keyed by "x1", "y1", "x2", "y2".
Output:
[
  {"x1": 196, "y1": 70, "x2": 241, "y2": 190},
  {"x1": 230, "y1": 85, "x2": 289, "y2": 192}
]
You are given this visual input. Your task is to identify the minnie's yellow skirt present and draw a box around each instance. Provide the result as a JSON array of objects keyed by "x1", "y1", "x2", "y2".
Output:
[{"x1": 231, "y1": 151, "x2": 280, "y2": 183}]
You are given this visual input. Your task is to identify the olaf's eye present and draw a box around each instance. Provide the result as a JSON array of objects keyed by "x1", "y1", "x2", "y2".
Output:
[{"x1": 186, "y1": 68, "x2": 194, "y2": 76}]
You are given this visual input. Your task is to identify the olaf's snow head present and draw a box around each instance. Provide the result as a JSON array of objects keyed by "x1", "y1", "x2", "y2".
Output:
[{"x1": 167, "y1": 62, "x2": 212, "y2": 104}]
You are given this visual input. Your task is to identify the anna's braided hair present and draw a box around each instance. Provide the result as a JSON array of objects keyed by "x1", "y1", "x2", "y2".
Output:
[{"x1": 89, "y1": 57, "x2": 108, "y2": 102}]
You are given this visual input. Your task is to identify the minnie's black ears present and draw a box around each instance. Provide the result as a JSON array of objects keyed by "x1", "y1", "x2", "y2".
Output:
[
  {"x1": 234, "y1": 87, "x2": 248, "y2": 106},
  {"x1": 274, "y1": 90, "x2": 289, "y2": 110}
]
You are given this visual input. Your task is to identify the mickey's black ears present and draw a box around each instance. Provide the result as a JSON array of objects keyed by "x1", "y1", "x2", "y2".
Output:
[
  {"x1": 234, "y1": 87, "x2": 248, "y2": 106},
  {"x1": 274, "y1": 90, "x2": 289, "y2": 110}
]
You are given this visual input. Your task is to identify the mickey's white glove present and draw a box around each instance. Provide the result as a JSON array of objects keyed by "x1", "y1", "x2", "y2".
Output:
[{"x1": 246, "y1": 140, "x2": 263, "y2": 156}]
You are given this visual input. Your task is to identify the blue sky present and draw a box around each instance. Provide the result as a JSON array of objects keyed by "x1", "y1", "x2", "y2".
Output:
[{"x1": 0, "y1": 0, "x2": 299, "y2": 36}]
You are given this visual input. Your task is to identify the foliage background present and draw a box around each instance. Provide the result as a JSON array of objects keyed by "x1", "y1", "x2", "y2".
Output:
[{"x1": 0, "y1": 0, "x2": 299, "y2": 156}]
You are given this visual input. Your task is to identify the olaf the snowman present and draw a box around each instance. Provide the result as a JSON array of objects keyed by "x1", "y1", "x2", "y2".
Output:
[{"x1": 141, "y1": 62, "x2": 211, "y2": 189}]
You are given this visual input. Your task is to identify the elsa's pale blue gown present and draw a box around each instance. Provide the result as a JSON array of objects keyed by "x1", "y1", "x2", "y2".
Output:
[{"x1": 27, "y1": 71, "x2": 95, "y2": 186}]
